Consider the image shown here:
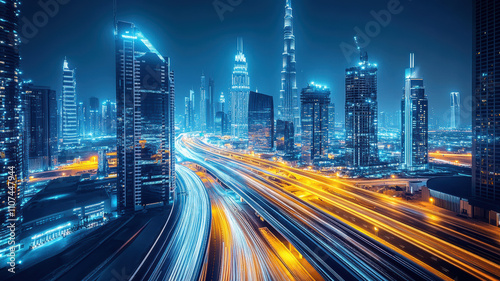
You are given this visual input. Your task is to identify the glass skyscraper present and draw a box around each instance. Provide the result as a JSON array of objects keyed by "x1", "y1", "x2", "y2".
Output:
[
  {"x1": 401, "y1": 54, "x2": 428, "y2": 171},
  {"x1": 200, "y1": 72, "x2": 207, "y2": 132},
  {"x1": 230, "y1": 37, "x2": 250, "y2": 139},
  {"x1": 115, "y1": 21, "x2": 175, "y2": 213},
  {"x1": 301, "y1": 84, "x2": 330, "y2": 166},
  {"x1": 472, "y1": 0, "x2": 500, "y2": 217},
  {"x1": 279, "y1": 0, "x2": 300, "y2": 140},
  {"x1": 248, "y1": 92, "x2": 274, "y2": 152},
  {"x1": 88, "y1": 97, "x2": 100, "y2": 137},
  {"x1": 450, "y1": 92, "x2": 461, "y2": 130},
  {"x1": 61, "y1": 58, "x2": 78, "y2": 147},
  {"x1": 345, "y1": 52, "x2": 379, "y2": 169}
]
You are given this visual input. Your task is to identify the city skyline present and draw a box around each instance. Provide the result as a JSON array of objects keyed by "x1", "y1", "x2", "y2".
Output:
[{"x1": 20, "y1": 0, "x2": 472, "y2": 126}]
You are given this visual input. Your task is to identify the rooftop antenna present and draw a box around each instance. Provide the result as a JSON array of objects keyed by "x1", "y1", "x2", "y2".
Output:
[
  {"x1": 410, "y1": 53, "x2": 415, "y2": 69},
  {"x1": 354, "y1": 36, "x2": 368, "y2": 63}
]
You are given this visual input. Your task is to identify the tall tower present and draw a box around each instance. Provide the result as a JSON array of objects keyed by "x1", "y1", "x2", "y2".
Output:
[
  {"x1": 450, "y1": 92, "x2": 461, "y2": 129},
  {"x1": 279, "y1": 0, "x2": 299, "y2": 139},
  {"x1": 115, "y1": 21, "x2": 175, "y2": 213},
  {"x1": 345, "y1": 51, "x2": 379, "y2": 169},
  {"x1": 61, "y1": 58, "x2": 78, "y2": 147},
  {"x1": 230, "y1": 37, "x2": 250, "y2": 138},
  {"x1": 200, "y1": 72, "x2": 207, "y2": 132},
  {"x1": 401, "y1": 53, "x2": 428, "y2": 171},
  {"x1": 208, "y1": 78, "x2": 215, "y2": 132},
  {"x1": 472, "y1": 0, "x2": 500, "y2": 216}
]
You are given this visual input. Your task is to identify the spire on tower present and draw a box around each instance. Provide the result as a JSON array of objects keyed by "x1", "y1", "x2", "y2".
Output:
[{"x1": 237, "y1": 37, "x2": 243, "y2": 54}]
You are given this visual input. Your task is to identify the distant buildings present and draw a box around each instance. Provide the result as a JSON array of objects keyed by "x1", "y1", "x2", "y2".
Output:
[
  {"x1": 276, "y1": 120, "x2": 294, "y2": 159},
  {"x1": 77, "y1": 101, "x2": 86, "y2": 138},
  {"x1": 88, "y1": 97, "x2": 100, "y2": 137},
  {"x1": 450, "y1": 92, "x2": 461, "y2": 129},
  {"x1": 98, "y1": 149, "x2": 109, "y2": 177},
  {"x1": 248, "y1": 92, "x2": 274, "y2": 152},
  {"x1": 328, "y1": 103, "x2": 335, "y2": 153},
  {"x1": 301, "y1": 84, "x2": 330, "y2": 165},
  {"x1": 230, "y1": 37, "x2": 250, "y2": 139},
  {"x1": 345, "y1": 52, "x2": 379, "y2": 169},
  {"x1": 61, "y1": 58, "x2": 78, "y2": 147},
  {"x1": 218, "y1": 91, "x2": 226, "y2": 113},
  {"x1": 115, "y1": 21, "x2": 175, "y2": 213},
  {"x1": 401, "y1": 53, "x2": 428, "y2": 171},
  {"x1": 200, "y1": 73, "x2": 207, "y2": 132},
  {"x1": 185, "y1": 90, "x2": 195, "y2": 132},
  {"x1": 279, "y1": 0, "x2": 300, "y2": 140},
  {"x1": 101, "y1": 100, "x2": 116, "y2": 136},
  {"x1": 208, "y1": 78, "x2": 215, "y2": 133},
  {"x1": 472, "y1": 0, "x2": 500, "y2": 221},
  {"x1": 215, "y1": 112, "x2": 229, "y2": 136},
  {"x1": 23, "y1": 84, "x2": 58, "y2": 172}
]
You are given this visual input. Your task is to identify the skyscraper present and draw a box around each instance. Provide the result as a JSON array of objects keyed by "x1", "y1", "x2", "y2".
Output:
[
  {"x1": 101, "y1": 100, "x2": 116, "y2": 136},
  {"x1": 345, "y1": 52, "x2": 379, "y2": 169},
  {"x1": 115, "y1": 21, "x2": 175, "y2": 213},
  {"x1": 77, "y1": 101, "x2": 86, "y2": 138},
  {"x1": 219, "y1": 91, "x2": 226, "y2": 113},
  {"x1": 279, "y1": 0, "x2": 300, "y2": 140},
  {"x1": 450, "y1": 92, "x2": 461, "y2": 130},
  {"x1": 0, "y1": 0, "x2": 24, "y2": 258},
  {"x1": 61, "y1": 58, "x2": 78, "y2": 147},
  {"x1": 88, "y1": 97, "x2": 100, "y2": 137},
  {"x1": 230, "y1": 37, "x2": 250, "y2": 139},
  {"x1": 276, "y1": 120, "x2": 294, "y2": 159},
  {"x1": 328, "y1": 103, "x2": 336, "y2": 153},
  {"x1": 401, "y1": 53, "x2": 428, "y2": 171},
  {"x1": 248, "y1": 92, "x2": 274, "y2": 152},
  {"x1": 208, "y1": 78, "x2": 215, "y2": 132},
  {"x1": 301, "y1": 84, "x2": 330, "y2": 166},
  {"x1": 472, "y1": 0, "x2": 500, "y2": 219},
  {"x1": 200, "y1": 72, "x2": 207, "y2": 132},
  {"x1": 184, "y1": 90, "x2": 195, "y2": 132},
  {"x1": 24, "y1": 84, "x2": 58, "y2": 172}
]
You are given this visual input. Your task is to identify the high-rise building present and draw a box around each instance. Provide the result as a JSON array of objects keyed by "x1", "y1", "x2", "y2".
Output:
[
  {"x1": 101, "y1": 100, "x2": 116, "y2": 136},
  {"x1": 248, "y1": 92, "x2": 274, "y2": 152},
  {"x1": 61, "y1": 58, "x2": 78, "y2": 147},
  {"x1": 215, "y1": 111, "x2": 229, "y2": 136},
  {"x1": 184, "y1": 90, "x2": 195, "y2": 132},
  {"x1": 88, "y1": 97, "x2": 100, "y2": 137},
  {"x1": 0, "y1": 0, "x2": 24, "y2": 258},
  {"x1": 219, "y1": 91, "x2": 226, "y2": 113},
  {"x1": 472, "y1": 0, "x2": 500, "y2": 218},
  {"x1": 200, "y1": 72, "x2": 207, "y2": 132},
  {"x1": 276, "y1": 120, "x2": 294, "y2": 159},
  {"x1": 97, "y1": 149, "x2": 109, "y2": 178},
  {"x1": 401, "y1": 53, "x2": 428, "y2": 171},
  {"x1": 208, "y1": 78, "x2": 215, "y2": 132},
  {"x1": 328, "y1": 103, "x2": 335, "y2": 153},
  {"x1": 77, "y1": 101, "x2": 86, "y2": 138},
  {"x1": 230, "y1": 37, "x2": 250, "y2": 139},
  {"x1": 301, "y1": 84, "x2": 330, "y2": 165},
  {"x1": 345, "y1": 52, "x2": 379, "y2": 169},
  {"x1": 450, "y1": 92, "x2": 461, "y2": 130},
  {"x1": 279, "y1": 0, "x2": 300, "y2": 140},
  {"x1": 115, "y1": 21, "x2": 175, "y2": 213},
  {"x1": 24, "y1": 84, "x2": 58, "y2": 172}
]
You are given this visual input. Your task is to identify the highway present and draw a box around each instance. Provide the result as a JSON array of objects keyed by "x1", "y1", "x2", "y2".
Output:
[
  {"x1": 187, "y1": 163, "x2": 318, "y2": 281},
  {"x1": 181, "y1": 136, "x2": 500, "y2": 281},
  {"x1": 130, "y1": 165, "x2": 211, "y2": 281},
  {"x1": 177, "y1": 136, "x2": 440, "y2": 281}
]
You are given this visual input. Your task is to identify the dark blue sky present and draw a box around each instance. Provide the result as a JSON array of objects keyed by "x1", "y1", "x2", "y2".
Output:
[{"x1": 21, "y1": 0, "x2": 472, "y2": 125}]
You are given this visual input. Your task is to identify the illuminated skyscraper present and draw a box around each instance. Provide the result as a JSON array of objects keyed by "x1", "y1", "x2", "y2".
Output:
[
  {"x1": 248, "y1": 92, "x2": 274, "y2": 152},
  {"x1": 472, "y1": 0, "x2": 500, "y2": 218},
  {"x1": 301, "y1": 84, "x2": 330, "y2": 166},
  {"x1": 328, "y1": 103, "x2": 335, "y2": 153},
  {"x1": 200, "y1": 72, "x2": 207, "y2": 132},
  {"x1": 77, "y1": 101, "x2": 85, "y2": 138},
  {"x1": 230, "y1": 37, "x2": 250, "y2": 138},
  {"x1": 88, "y1": 97, "x2": 100, "y2": 137},
  {"x1": 219, "y1": 92, "x2": 226, "y2": 113},
  {"x1": 115, "y1": 21, "x2": 175, "y2": 213},
  {"x1": 401, "y1": 53, "x2": 428, "y2": 171},
  {"x1": 345, "y1": 52, "x2": 379, "y2": 169},
  {"x1": 208, "y1": 78, "x2": 215, "y2": 132},
  {"x1": 61, "y1": 58, "x2": 78, "y2": 147},
  {"x1": 276, "y1": 120, "x2": 294, "y2": 158},
  {"x1": 184, "y1": 90, "x2": 195, "y2": 132},
  {"x1": 279, "y1": 0, "x2": 300, "y2": 140},
  {"x1": 0, "y1": 0, "x2": 24, "y2": 258},
  {"x1": 101, "y1": 99, "x2": 116, "y2": 136},
  {"x1": 450, "y1": 92, "x2": 461, "y2": 129}
]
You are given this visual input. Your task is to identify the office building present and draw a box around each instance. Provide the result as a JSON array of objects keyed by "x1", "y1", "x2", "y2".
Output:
[
  {"x1": 200, "y1": 72, "x2": 207, "y2": 132},
  {"x1": 450, "y1": 92, "x2": 461, "y2": 129},
  {"x1": 102, "y1": 100, "x2": 116, "y2": 136},
  {"x1": 115, "y1": 21, "x2": 175, "y2": 213},
  {"x1": 24, "y1": 84, "x2": 58, "y2": 172},
  {"x1": 345, "y1": 52, "x2": 379, "y2": 169},
  {"x1": 230, "y1": 37, "x2": 250, "y2": 139},
  {"x1": 185, "y1": 90, "x2": 195, "y2": 132},
  {"x1": 301, "y1": 83, "x2": 330, "y2": 165},
  {"x1": 401, "y1": 53, "x2": 428, "y2": 171},
  {"x1": 248, "y1": 92, "x2": 274, "y2": 152},
  {"x1": 77, "y1": 101, "x2": 86, "y2": 138},
  {"x1": 61, "y1": 58, "x2": 78, "y2": 147},
  {"x1": 276, "y1": 120, "x2": 294, "y2": 158},
  {"x1": 279, "y1": 0, "x2": 300, "y2": 140},
  {"x1": 328, "y1": 103, "x2": 335, "y2": 153},
  {"x1": 215, "y1": 111, "x2": 229, "y2": 136},
  {"x1": 88, "y1": 97, "x2": 100, "y2": 137},
  {"x1": 219, "y1": 92, "x2": 226, "y2": 113},
  {"x1": 472, "y1": 0, "x2": 500, "y2": 222},
  {"x1": 208, "y1": 78, "x2": 215, "y2": 132}
]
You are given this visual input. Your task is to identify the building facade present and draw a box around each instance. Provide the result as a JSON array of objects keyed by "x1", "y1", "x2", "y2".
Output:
[
  {"x1": 61, "y1": 58, "x2": 78, "y2": 147},
  {"x1": 301, "y1": 84, "x2": 330, "y2": 165},
  {"x1": 450, "y1": 92, "x2": 461, "y2": 129},
  {"x1": 88, "y1": 97, "x2": 100, "y2": 137},
  {"x1": 345, "y1": 52, "x2": 379, "y2": 169},
  {"x1": 115, "y1": 21, "x2": 175, "y2": 213},
  {"x1": 472, "y1": 0, "x2": 500, "y2": 218},
  {"x1": 276, "y1": 120, "x2": 294, "y2": 159},
  {"x1": 101, "y1": 99, "x2": 116, "y2": 136},
  {"x1": 278, "y1": 0, "x2": 300, "y2": 140},
  {"x1": 200, "y1": 72, "x2": 207, "y2": 132},
  {"x1": 401, "y1": 53, "x2": 428, "y2": 171},
  {"x1": 230, "y1": 37, "x2": 250, "y2": 139},
  {"x1": 328, "y1": 103, "x2": 335, "y2": 153},
  {"x1": 248, "y1": 92, "x2": 274, "y2": 152}
]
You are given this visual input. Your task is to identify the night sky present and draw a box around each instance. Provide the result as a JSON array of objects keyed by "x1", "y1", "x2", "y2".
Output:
[{"x1": 21, "y1": 0, "x2": 472, "y2": 125}]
